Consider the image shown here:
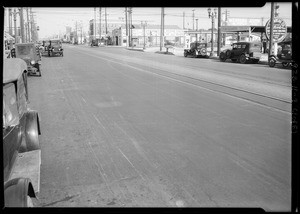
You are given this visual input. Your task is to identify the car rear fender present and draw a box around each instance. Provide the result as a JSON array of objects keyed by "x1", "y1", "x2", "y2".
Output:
[
  {"x1": 4, "y1": 177, "x2": 36, "y2": 207},
  {"x1": 20, "y1": 111, "x2": 41, "y2": 152}
]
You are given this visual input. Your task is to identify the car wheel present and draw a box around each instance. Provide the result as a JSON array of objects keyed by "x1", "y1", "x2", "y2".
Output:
[
  {"x1": 231, "y1": 59, "x2": 237, "y2": 62},
  {"x1": 269, "y1": 58, "x2": 276, "y2": 67},
  {"x1": 226, "y1": 50, "x2": 231, "y2": 58},
  {"x1": 26, "y1": 196, "x2": 34, "y2": 207},
  {"x1": 219, "y1": 52, "x2": 226, "y2": 62},
  {"x1": 239, "y1": 54, "x2": 247, "y2": 64},
  {"x1": 38, "y1": 65, "x2": 42, "y2": 77},
  {"x1": 184, "y1": 51, "x2": 188, "y2": 57}
]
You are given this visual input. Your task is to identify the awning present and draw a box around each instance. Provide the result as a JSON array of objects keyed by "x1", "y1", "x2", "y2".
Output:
[{"x1": 4, "y1": 32, "x2": 15, "y2": 41}]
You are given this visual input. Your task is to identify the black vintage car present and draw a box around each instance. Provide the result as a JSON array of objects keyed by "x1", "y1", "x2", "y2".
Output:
[
  {"x1": 90, "y1": 39, "x2": 100, "y2": 47},
  {"x1": 3, "y1": 58, "x2": 42, "y2": 207},
  {"x1": 184, "y1": 42, "x2": 209, "y2": 58},
  {"x1": 48, "y1": 39, "x2": 64, "y2": 56},
  {"x1": 14, "y1": 43, "x2": 42, "y2": 76},
  {"x1": 269, "y1": 40, "x2": 292, "y2": 67},
  {"x1": 219, "y1": 42, "x2": 262, "y2": 64}
]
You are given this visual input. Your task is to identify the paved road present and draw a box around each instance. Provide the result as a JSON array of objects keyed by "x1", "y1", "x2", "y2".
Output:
[{"x1": 27, "y1": 45, "x2": 291, "y2": 210}]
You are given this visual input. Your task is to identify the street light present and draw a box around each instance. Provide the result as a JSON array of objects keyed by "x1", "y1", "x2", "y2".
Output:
[{"x1": 208, "y1": 8, "x2": 217, "y2": 56}]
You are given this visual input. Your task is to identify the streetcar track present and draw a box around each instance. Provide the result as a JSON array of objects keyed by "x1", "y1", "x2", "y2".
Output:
[
  {"x1": 71, "y1": 48, "x2": 291, "y2": 114},
  {"x1": 72, "y1": 47, "x2": 291, "y2": 104}
]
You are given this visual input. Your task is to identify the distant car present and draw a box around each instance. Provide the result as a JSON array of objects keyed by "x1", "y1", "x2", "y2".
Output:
[
  {"x1": 14, "y1": 43, "x2": 42, "y2": 76},
  {"x1": 219, "y1": 42, "x2": 262, "y2": 63},
  {"x1": 90, "y1": 39, "x2": 100, "y2": 47},
  {"x1": 3, "y1": 58, "x2": 41, "y2": 207},
  {"x1": 269, "y1": 40, "x2": 292, "y2": 67},
  {"x1": 48, "y1": 39, "x2": 64, "y2": 57},
  {"x1": 184, "y1": 42, "x2": 209, "y2": 58}
]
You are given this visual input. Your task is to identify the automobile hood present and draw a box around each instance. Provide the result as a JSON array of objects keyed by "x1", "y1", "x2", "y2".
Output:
[{"x1": 3, "y1": 58, "x2": 27, "y2": 84}]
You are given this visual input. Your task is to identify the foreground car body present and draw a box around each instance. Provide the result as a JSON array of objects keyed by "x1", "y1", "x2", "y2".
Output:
[
  {"x1": 3, "y1": 58, "x2": 42, "y2": 207},
  {"x1": 269, "y1": 40, "x2": 292, "y2": 67},
  {"x1": 184, "y1": 42, "x2": 209, "y2": 58},
  {"x1": 14, "y1": 43, "x2": 42, "y2": 76},
  {"x1": 219, "y1": 42, "x2": 262, "y2": 63}
]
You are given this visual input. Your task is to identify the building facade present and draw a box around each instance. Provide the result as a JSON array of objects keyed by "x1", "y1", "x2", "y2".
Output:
[{"x1": 112, "y1": 24, "x2": 185, "y2": 47}]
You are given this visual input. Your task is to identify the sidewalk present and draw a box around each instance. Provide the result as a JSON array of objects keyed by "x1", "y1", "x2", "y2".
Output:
[{"x1": 126, "y1": 46, "x2": 269, "y2": 64}]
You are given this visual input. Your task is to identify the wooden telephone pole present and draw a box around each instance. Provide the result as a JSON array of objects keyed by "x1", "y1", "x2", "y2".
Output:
[
  {"x1": 160, "y1": 7, "x2": 164, "y2": 51},
  {"x1": 268, "y1": 2, "x2": 275, "y2": 59}
]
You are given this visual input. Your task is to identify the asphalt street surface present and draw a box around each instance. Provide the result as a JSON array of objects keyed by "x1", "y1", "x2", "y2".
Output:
[{"x1": 27, "y1": 44, "x2": 291, "y2": 210}]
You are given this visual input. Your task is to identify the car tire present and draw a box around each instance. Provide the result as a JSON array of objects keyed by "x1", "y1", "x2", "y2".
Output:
[
  {"x1": 231, "y1": 59, "x2": 237, "y2": 62},
  {"x1": 219, "y1": 52, "x2": 226, "y2": 62},
  {"x1": 226, "y1": 50, "x2": 231, "y2": 58},
  {"x1": 269, "y1": 58, "x2": 276, "y2": 67},
  {"x1": 184, "y1": 51, "x2": 188, "y2": 57},
  {"x1": 239, "y1": 54, "x2": 247, "y2": 64},
  {"x1": 26, "y1": 196, "x2": 34, "y2": 207},
  {"x1": 38, "y1": 65, "x2": 41, "y2": 77}
]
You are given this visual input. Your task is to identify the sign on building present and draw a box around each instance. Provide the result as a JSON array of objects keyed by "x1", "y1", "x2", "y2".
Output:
[{"x1": 265, "y1": 17, "x2": 287, "y2": 43}]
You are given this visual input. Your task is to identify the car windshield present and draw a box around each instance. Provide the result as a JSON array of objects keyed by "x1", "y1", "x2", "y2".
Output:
[
  {"x1": 282, "y1": 43, "x2": 291, "y2": 51},
  {"x1": 51, "y1": 41, "x2": 61, "y2": 45},
  {"x1": 197, "y1": 44, "x2": 206, "y2": 48},
  {"x1": 3, "y1": 83, "x2": 19, "y2": 128},
  {"x1": 16, "y1": 45, "x2": 34, "y2": 58},
  {"x1": 250, "y1": 43, "x2": 262, "y2": 52}
]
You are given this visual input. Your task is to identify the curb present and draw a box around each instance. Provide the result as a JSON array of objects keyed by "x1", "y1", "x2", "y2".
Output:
[{"x1": 126, "y1": 48, "x2": 144, "y2": 52}]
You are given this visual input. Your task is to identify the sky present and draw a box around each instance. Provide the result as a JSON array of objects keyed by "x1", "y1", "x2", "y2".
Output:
[{"x1": 4, "y1": 3, "x2": 293, "y2": 39}]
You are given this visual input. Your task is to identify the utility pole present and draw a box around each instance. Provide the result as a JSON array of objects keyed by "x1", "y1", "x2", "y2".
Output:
[
  {"x1": 268, "y1": 2, "x2": 275, "y2": 59},
  {"x1": 30, "y1": 8, "x2": 34, "y2": 42},
  {"x1": 81, "y1": 22, "x2": 83, "y2": 44},
  {"x1": 128, "y1": 7, "x2": 132, "y2": 47},
  {"x1": 223, "y1": 9, "x2": 229, "y2": 46},
  {"x1": 217, "y1": 7, "x2": 221, "y2": 56},
  {"x1": 183, "y1": 12, "x2": 185, "y2": 29},
  {"x1": 94, "y1": 8, "x2": 96, "y2": 40},
  {"x1": 105, "y1": 7, "x2": 108, "y2": 35},
  {"x1": 192, "y1": 9, "x2": 195, "y2": 30},
  {"x1": 26, "y1": 8, "x2": 30, "y2": 42},
  {"x1": 75, "y1": 21, "x2": 78, "y2": 44},
  {"x1": 8, "y1": 8, "x2": 13, "y2": 49},
  {"x1": 13, "y1": 8, "x2": 18, "y2": 43},
  {"x1": 141, "y1": 21, "x2": 147, "y2": 49},
  {"x1": 125, "y1": 7, "x2": 128, "y2": 47},
  {"x1": 19, "y1": 7, "x2": 25, "y2": 43},
  {"x1": 160, "y1": 7, "x2": 164, "y2": 51},
  {"x1": 8, "y1": 8, "x2": 12, "y2": 35},
  {"x1": 99, "y1": 8, "x2": 102, "y2": 40}
]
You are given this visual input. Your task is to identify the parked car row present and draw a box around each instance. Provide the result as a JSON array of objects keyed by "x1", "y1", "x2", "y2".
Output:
[
  {"x1": 184, "y1": 40, "x2": 293, "y2": 68},
  {"x1": 3, "y1": 43, "x2": 43, "y2": 207}
]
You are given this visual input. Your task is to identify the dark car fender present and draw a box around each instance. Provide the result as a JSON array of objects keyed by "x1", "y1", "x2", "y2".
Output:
[
  {"x1": 19, "y1": 110, "x2": 41, "y2": 152},
  {"x1": 4, "y1": 177, "x2": 36, "y2": 207}
]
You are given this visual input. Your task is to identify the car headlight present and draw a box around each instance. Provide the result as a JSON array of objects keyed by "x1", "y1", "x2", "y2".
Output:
[{"x1": 31, "y1": 60, "x2": 35, "y2": 65}]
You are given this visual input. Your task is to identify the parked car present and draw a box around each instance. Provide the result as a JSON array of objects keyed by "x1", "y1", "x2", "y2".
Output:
[
  {"x1": 219, "y1": 42, "x2": 262, "y2": 63},
  {"x1": 3, "y1": 58, "x2": 42, "y2": 207},
  {"x1": 184, "y1": 42, "x2": 209, "y2": 58},
  {"x1": 14, "y1": 43, "x2": 42, "y2": 76},
  {"x1": 269, "y1": 40, "x2": 292, "y2": 67},
  {"x1": 90, "y1": 39, "x2": 100, "y2": 47},
  {"x1": 48, "y1": 39, "x2": 64, "y2": 56}
]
